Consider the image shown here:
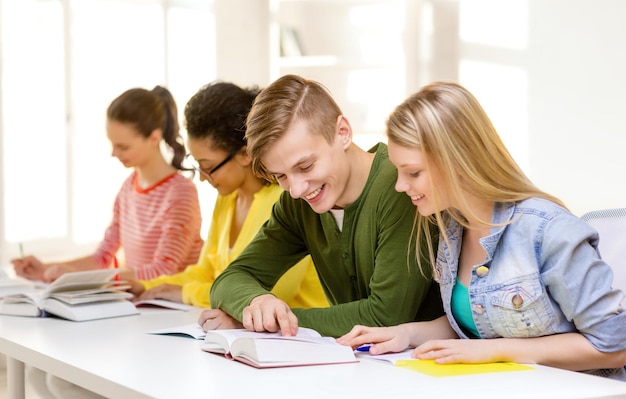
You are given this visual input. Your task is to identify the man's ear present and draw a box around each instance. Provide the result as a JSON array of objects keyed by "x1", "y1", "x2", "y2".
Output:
[{"x1": 336, "y1": 115, "x2": 353, "y2": 150}]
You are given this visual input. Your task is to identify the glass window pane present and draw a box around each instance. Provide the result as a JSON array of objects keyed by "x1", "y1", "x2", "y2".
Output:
[
  {"x1": 1, "y1": 0, "x2": 218, "y2": 263},
  {"x1": 167, "y1": 4, "x2": 216, "y2": 106},
  {"x1": 167, "y1": 4, "x2": 217, "y2": 237},
  {"x1": 70, "y1": 0, "x2": 166, "y2": 242},
  {"x1": 1, "y1": 0, "x2": 66, "y2": 242}
]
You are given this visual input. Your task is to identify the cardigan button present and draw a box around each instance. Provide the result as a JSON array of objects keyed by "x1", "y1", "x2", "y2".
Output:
[
  {"x1": 475, "y1": 265, "x2": 489, "y2": 277},
  {"x1": 512, "y1": 294, "x2": 524, "y2": 308}
]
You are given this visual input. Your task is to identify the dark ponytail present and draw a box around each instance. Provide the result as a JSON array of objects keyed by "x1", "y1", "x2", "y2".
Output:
[
  {"x1": 151, "y1": 86, "x2": 186, "y2": 170},
  {"x1": 107, "y1": 85, "x2": 186, "y2": 171}
]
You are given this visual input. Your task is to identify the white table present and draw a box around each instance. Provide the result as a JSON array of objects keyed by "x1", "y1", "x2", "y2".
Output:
[{"x1": 1, "y1": 308, "x2": 626, "y2": 399}]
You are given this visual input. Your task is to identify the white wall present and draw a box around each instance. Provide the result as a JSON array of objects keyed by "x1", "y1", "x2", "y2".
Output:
[
  {"x1": 214, "y1": 0, "x2": 271, "y2": 87},
  {"x1": 211, "y1": 0, "x2": 626, "y2": 217},
  {"x1": 421, "y1": 0, "x2": 626, "y2": 216},
  {"x1": 526, "y1": 0, "x2": 626, "y2": 216}
]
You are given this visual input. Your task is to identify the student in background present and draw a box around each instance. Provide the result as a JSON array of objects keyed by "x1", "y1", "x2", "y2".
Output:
[
  {"x1": 9, "y1": 86, "x2": 204, "y2": 399},
  {"x1": 11, "y1": 86, "x2": 203, "y2": 283},
  {"x1": 129, "y1": 81, "x2": 328, "y2": 313},
  {"x1": 204, "y1": 74, "x2": 443, "y2": 338},
  {"x1": 337, "y1": 82, "x2": 626, "y2": 380},
  {"x1": 40, "y1": 82, "x2": 329, "y2": 399}
]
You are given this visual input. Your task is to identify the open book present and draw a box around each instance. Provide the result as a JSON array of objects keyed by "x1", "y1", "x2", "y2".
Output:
[
  {"x1": 134, "y1": 299, "x2": 198, "y2": 312},
  {"x1": 355, "y1": 348, "x2": 415, "y2": 365},
  {"x1": 148, "y1": 323, "x2": 207, "y2": 339},
  {"x1": 201, "y1": 327, "x2": 357, "y2": 368},
  {"x1": 0, "y1": 276, "x2": 45, "y2": 298},
  {"x1": 0, "y1": 269, "x2": 139, "y2": 321}
]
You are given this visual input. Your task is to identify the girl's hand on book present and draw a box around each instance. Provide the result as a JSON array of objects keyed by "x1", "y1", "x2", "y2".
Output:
[
  {"x1": 137, "y1": 284, "x2": 182, "y2": 303},
  {"x1": 198, "y1": 308, "x2": 243, "y2": 331},
  {"x1": 413, "y1": 339, "x2": 498, "y2": 364},
  {"x1": 337, "y1": 324, "x2": 412, "y2": 355},
  {"x1": 126, "y1": 279, "x2": 145, "y2": 297}
]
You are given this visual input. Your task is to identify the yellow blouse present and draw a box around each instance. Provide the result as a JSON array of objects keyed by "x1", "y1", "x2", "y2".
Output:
[{"x1": 141, "y1": 184, "x2": 328, "y2": 309}]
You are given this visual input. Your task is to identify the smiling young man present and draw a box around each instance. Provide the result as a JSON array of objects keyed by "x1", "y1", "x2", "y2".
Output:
[{"x1": 207, "y1": 74, "x2": 443, "y2": 338}]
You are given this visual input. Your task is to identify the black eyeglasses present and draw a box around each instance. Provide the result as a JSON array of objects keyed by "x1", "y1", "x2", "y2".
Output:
[{"x1": 185, "y1": 151, "x2": 237, "y2": 179}]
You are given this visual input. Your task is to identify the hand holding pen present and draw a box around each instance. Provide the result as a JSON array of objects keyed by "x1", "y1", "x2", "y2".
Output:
[
  {"x1": 11, "y1": 244, "x2": 68, "y2": 283},
  {"x1": 11, "y1": 254, "x2": 46, "y2": 281}
]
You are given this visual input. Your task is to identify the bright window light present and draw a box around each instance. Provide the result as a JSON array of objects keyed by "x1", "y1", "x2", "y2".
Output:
[
  {"x1": 459, "y1": 0, "x2": 528, "y2": 49},
  {"x1": 460, "y1": 60, "x2": 529, "y2": 173}
]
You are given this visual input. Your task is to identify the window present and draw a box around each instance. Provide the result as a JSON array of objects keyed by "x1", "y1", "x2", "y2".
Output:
[{"x1": 0, "y1": 0, "x2": 216, "y2": 264}]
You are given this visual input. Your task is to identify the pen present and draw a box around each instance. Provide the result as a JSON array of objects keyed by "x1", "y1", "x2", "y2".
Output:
[
  {"x1": 19, "y1": 242, "x2": 24, "y2": 259},
  {"x1": 356, "y1": 345, "x2": 371, "y2": 352}
]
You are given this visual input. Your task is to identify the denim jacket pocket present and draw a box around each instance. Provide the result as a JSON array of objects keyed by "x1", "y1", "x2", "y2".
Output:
[{"x1": 486, "y1": 277, "x2": 557, "y2": 337}]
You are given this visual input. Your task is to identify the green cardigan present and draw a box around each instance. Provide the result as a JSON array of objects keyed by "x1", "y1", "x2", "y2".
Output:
[{"x1": 210, "y1": 143, "x2": 443, "y2": 337}]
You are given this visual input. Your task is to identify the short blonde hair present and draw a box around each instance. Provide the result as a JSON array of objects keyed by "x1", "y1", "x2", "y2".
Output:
[
  {"x1": 245, "y1": 74, "x2": 342, "y2": 181},
  {"x1": 386, "y1": 81, "x2": 566, "y2": 276}
]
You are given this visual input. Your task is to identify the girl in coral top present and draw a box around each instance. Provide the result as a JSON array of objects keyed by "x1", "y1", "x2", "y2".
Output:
[{"x1": 12, "y1": 86, "x2": 203, "y2": 282}]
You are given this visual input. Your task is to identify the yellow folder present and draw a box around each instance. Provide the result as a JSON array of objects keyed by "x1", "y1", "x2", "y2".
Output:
[{"x1": 395, "y1": 359, "x2": 534, "y2": 377}]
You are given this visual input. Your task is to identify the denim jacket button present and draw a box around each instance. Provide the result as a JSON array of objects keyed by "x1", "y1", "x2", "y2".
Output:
[
  {"x1": 475, "y1": 265, "x2": 489, "y2": 277},
  {"x1": 511, "y1": 294, "x2": 524, "y2": 308}
]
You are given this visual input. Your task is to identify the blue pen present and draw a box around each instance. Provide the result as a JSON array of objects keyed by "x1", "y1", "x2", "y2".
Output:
[{"x1": 356, "y1": 345, "x2": 371, "y2": 352}]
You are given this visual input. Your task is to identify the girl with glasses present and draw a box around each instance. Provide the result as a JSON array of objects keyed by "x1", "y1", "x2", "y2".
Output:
[{"x1": 129, "y1": 81, "x2": 328, "y2": 317}]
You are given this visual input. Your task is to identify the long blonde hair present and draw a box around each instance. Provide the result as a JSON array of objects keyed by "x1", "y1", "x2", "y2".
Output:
[{"x1": 386, "y1": 82, "x2": 566, "y2": 276}]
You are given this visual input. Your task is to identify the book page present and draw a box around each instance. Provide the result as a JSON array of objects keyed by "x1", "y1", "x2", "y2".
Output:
[
  {"x1": 202, "y1": 327, "x2": 323, "y2": 354},
  {"x1": 230, "y1": 336, "x2": 356, "y2": 368},
  {"x1": 134, "y1": 299, "x2": 198, "y2": 311},
  {"x1": 2, "y1": 291, "x2": 44, "y2": 306},
  {"x1": 44, "y1": 269, "x2": 120, "y2": 294},
  {"x1": 50, "y1": 290, "x2": 133, "y2": 305},
  {"x1": 356, "y1": 348, "x2": 415, "y2": 365},
  {"x1": 0, "y1": 277, "x2": 43, "y2": 298}
]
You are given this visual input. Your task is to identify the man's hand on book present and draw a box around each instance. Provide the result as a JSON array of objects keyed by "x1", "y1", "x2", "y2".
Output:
[
  {"x1": 198, "y1": 309, "x2": 243, "y2": 331},
  {"x1": 242, "y1": 294, "x2": 298, "y2": 336}
]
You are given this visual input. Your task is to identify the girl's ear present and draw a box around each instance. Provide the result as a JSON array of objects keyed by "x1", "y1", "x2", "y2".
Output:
[
  {"x1": 149, "y1": 128, "x2": 163, "y2": 146},
  {"x1": 235, "y1": 145, "x2": 252, "y2": 166}
]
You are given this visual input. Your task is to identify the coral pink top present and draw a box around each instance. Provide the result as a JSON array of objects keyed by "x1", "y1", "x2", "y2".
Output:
[{"x1": 93, "y1": 171, "x2": 203, "y2": 280}]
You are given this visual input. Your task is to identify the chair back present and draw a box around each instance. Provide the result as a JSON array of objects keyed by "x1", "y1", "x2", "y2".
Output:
[{"x1": 581, "y1": 208, "x2": 626, "y2": 294}]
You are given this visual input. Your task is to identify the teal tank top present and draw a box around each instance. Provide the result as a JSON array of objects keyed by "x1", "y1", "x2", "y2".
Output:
[{"x1": 451, "y1": 277, "x2": 480, "y2": 338}]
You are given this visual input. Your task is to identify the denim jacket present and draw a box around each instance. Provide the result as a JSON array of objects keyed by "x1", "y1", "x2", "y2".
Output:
[{"x1": 437, "y1": 198, "x2": 626, "y2": 380}]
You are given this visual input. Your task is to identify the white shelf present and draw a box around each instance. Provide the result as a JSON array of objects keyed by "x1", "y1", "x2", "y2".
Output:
[{"x1": 269, "y1": 0, "x2": 413, "y2": 135}]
